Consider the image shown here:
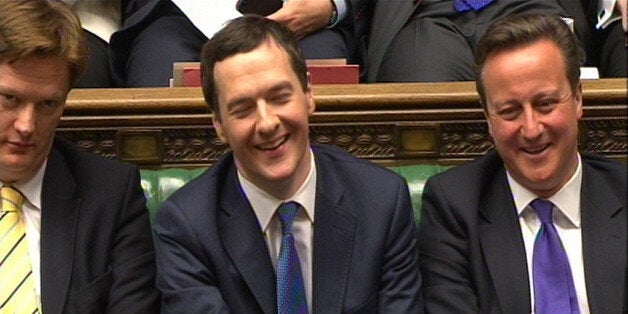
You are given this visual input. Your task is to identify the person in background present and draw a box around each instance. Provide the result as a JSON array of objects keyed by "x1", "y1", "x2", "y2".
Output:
[
  {"x1": 560, "y1": 0, "x2": 627, "y2": 77},
  {"x1": 368, "y1": 0, "x2": 582, "y2": 83},
  {"x1": 73, "y1": 0, "x2": 374, "y2": 88},
  {"x1": 417, "y1": 13, "x2": 626, "y2": 313},
  {"x1": 153, "y1": 15, "x2": 422, "y2": 313},
  {"x1": 0, "y1": 0, "x2": 160, "y2": 312}
]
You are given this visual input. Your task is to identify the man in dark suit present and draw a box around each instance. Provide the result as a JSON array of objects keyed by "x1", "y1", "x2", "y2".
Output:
[
  {"x1": 418, "y1": 14, "x2": 626, "y2": 313},
  {"x1": 0, "y1": 1, "x2": 159, "y2": 312},
  {"x1": 109, "y1": 0, "x2": 374, "y2": 86},
  {"x1": 558, "y1": 0, "x2": 627, "y2": 77},
  {"x1": 153, "y1": 15, "x2": 422, "y2": 313},
  {"x1": 368, "y1": 0, "x2": 581, "y2": 83}
]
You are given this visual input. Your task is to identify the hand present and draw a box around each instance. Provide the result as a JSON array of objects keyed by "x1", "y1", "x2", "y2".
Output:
[
  {"x1": 618, "y1": 0, "x2": 627, "y2": 47},
  {"x1": 618, "y1": 0, "x2": 627, "y2": 32},
  {"x1": 267, "y1": 0, "x2": 333, "y2": 39}
]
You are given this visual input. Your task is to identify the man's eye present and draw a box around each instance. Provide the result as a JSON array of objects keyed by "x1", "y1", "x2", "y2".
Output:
[
  {"x1": 536, "y1": 100, "x2": 557, "y2": 112},
  {"x1": 1, "y1": 93, "x2": 17, "y2": 103},
  {"x1": 270, "y1": 94, "x2": 291, "y2": 104},
  {"x1": 497, "y1": 107, "x2": 520, "y2": 120},
  {"x1": 230, "y1": 105, "x2": 253, "y2": 118}
]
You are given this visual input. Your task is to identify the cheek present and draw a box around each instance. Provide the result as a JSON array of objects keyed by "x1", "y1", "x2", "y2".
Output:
[{"x1": 488, "y1": 120, "x2": 517, "y2": 143}]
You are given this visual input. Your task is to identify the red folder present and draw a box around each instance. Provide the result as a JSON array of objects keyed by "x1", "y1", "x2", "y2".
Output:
[{"x1": 172, "y1": 60, "x2": 359, "y2": 87}]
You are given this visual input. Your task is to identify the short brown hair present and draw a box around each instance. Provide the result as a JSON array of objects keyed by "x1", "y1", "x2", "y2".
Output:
[
  {"x1": 0, "y1": 0, "x2": 88, "y2": 87},
  {"x1": 200, "y1": 15, "x2": 308, "y2": 120},
  {"x1": 474, "y1": 14, "x2": 582, "y2": 110}
]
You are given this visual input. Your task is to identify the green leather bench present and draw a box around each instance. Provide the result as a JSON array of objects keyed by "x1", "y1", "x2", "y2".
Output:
[{"x1": 140, "y1": 164, "x2": 451, "y2": 224}]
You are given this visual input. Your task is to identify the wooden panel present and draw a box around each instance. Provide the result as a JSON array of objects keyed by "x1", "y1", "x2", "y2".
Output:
[{"x1": 58, "y1": 79, "x2": 627, "y2": 167}]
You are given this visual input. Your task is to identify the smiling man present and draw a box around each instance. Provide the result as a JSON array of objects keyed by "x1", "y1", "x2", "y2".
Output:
[
  {"x1": 417, "y1": 14, "x2": 627, "y2": 313},
  {"x1": 0, "y1": 0, "x2": 159, "y2": 313},
  {"x1": 153, "y1": 15, "x2": 422, "y2": 313}
]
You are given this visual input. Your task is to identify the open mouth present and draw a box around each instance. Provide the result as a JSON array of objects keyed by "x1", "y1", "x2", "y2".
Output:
[
  {"x1": 521, "y1": 143, "x2": 550, "y2": 155},
  {"x1": 257, "y1": 135, "x2": 288, "y2": 151}
]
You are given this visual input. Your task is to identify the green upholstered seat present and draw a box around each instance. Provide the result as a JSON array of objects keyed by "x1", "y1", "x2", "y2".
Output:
[{"x1": 140, "y1": 164, "x2": 451, "y2": 224}]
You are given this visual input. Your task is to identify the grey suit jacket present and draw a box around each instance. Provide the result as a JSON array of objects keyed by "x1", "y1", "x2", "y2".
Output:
[
  {"x1": 366, "y1": 0, "x2": 419, "y2": 82},
  {"x1": 154, "y1": 144, "x2": 422, "y2": 313},
  {"x1": 418, "y1": 150, "x2": 627, "y2": 313},
  {"x1": 39, "y1": 137, "x2": 159, "y2": 313}
]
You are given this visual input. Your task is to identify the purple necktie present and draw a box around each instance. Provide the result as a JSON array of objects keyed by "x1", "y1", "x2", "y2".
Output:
[
  {"x1": 453, "y1": 0, "x2": 494, "y2": 12},
  {"x1": 276, "y1": 202, "x2": 308, "y2": 314},
  {"x1": 531, "y1": 199, "x2": 580, "y2": 314}
]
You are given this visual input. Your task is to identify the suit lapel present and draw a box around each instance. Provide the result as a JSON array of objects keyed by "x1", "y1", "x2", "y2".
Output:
[
  {"x1": 218, "y1": 167, "x2": 277, "y2": 314},
  {"x1": 478, "y1": 170, "x2": 531, "y2": 313},
  {"x1": 311, "y1": 155, "x2": 357, "y2": 313},
  {"x1": 40, "y1": 147, "x2": 79, "y2": 314},
  {"x1": 580, "y1": 163, "x2": 626, "y2": 313}
]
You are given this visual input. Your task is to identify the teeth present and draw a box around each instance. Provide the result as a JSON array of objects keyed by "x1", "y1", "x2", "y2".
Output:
[
  {"x1": 258, "y1": 136, "x2": 286, "y2": 150},
  {"x1": 522, "y1": 144, "x2": 547, "y2": 154}
]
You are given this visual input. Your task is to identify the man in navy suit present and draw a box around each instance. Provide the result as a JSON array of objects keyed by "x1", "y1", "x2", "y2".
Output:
[
  {"x1": 417, "y1": 14, "x2": 627, "y2": 313},
  {"x1": 109, "y1": 0, "x2": 374, "y2": 86},
  {"x1": 0, "y1": 0, "x2": 159, "y2": 312},
  {"x1": 153, "y1": 15, "x2": 422, "y2": 313}
]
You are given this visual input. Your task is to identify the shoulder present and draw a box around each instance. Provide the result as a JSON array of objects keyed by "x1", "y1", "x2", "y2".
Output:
[
  {"x1": 420, "y1": 151, "x2": 507, "y2": 206},
  {"x1": 428, "y1": 150, "x2": 503, "y2": 185},
  {"x1": 163, "y1": 152, "x2": 235, "y2": 207},
  {"x1": 581, "y1": 152, "x2": 627, "y2": 189},
  {"x1": 51, "y1": 136, "x2": 137, "y2": 181},
  {"x1": 312, "y1": 144, "x2": 403, "y2": 183},
  {"x1": 582, "y1": 152, "x2": 626, "y2": 174}
]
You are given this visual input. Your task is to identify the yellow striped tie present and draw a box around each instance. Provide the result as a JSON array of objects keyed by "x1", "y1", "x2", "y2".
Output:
[{"x1": 0, "y1": 186, "x2": 39, "y2": 314}]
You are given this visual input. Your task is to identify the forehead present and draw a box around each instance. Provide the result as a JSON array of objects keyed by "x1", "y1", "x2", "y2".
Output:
[
  {"x1": 213, "y1": 40, "x2": 298, "y2": 97},
  {"x1": 481, "y1": 41, "x2": 568, "y2": 88},
  {"x1": 483, "y1": 40, "x2": 566, "y2": 75},
  {"x1": 0, "y1": 55, "x2": 70, "y2": 98}
]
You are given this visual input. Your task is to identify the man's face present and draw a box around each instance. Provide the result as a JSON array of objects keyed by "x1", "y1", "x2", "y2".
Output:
[
  {"x1": 212, "y1": 40, "x2": 315, "y2": 198},
  {"x1": 481, "y1": 40, "x2": 583, "y2": 198},
  {"x1": 0, "y1": 55, "x2": 70, "y2": 183}
]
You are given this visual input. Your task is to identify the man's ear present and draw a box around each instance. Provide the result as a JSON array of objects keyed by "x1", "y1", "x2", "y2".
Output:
[
  {"x1": 305, "y1": 72, "x2": 315, "y2": 115},
  {"x1": 574, "y1": 82, "x2": 583, "y2": 120},
  {"x1": 481, "y1": 102, "x2": 493, "y2": 135},
  {"x1": 212, "y1": 116, "x2": 227, "y2": 143}
]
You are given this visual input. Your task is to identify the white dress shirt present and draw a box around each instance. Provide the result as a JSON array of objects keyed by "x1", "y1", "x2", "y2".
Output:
[
  {"x1": 63, "y1": 0, "x2": 122, "y2": 43},
  {"x1": 1, "y1": 160, "x2": 47, "y2": 302},
  {"x1": 172, "y1": 0, "x2": 348, "y2": 38},
  {"x1": 508, "y1": 154, "x2": 590, "y2": 313},
  {"x1": 238, "y1": 151, "x2": 316, "y2": 313}
]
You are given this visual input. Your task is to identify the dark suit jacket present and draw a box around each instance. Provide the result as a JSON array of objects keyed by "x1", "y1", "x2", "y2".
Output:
[
  {"x1": 154, "y1": 145, "x2": 422, "y2": 313},
  {"x1": 366, "y1": 0, "x2": 419, "y2": 82},
  {"x1": 40, "y1": 137, "x2": 159, "y2": 313},
  {"x1": 418, "y1": 150, "x2": 627, "y2": 313}
]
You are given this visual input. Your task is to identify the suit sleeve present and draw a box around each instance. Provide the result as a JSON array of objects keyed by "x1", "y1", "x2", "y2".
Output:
[
  {"x1": 107, "y1": 167, "x2": 161, "y2": 312},
  {"x1": 378, "y1": 176, "x2": 424, "y2": 312},
  {"x1": 417, "y1": 176, "x2": 479, "y2": 313},
  {"x1": 153, "y1": 199, "x2": 231, "y2": 313}
]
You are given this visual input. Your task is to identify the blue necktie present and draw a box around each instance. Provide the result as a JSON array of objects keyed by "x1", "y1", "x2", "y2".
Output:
[
  {"x1": 454, "y1": 0, "x2": 494, "y2": 12},
  {"x1": 276, "y1": 202, "x2": 308, "y2": 314},
  {"x1": 531, "y1": 199, "x2": 579, "y2": 314}
]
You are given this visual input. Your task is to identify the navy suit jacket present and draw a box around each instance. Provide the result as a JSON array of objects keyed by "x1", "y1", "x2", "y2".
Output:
[
  {"x1": 39, "y1": 137, "x2": 159, "y2": 313},
  {"x1": 418, "y1": 150, "x2": 627, "y2": 313},
  {"x1": 154, "y1": 145, "x2": 422, "y2": 313},
  {"x1": 112, "y1": 0, "x2": 375, "y2": 83}
]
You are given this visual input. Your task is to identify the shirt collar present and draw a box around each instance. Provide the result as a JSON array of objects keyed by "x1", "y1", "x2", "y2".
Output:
[
  {"x1": 238, "y1": 150, "x2": 316, "y2": 232},
  {"x1": 1, "y1": 159, "x2": 47, "y2": 210},
  {"x1": 508, "y1": 153, "x2": 582, "y2": 227}
]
